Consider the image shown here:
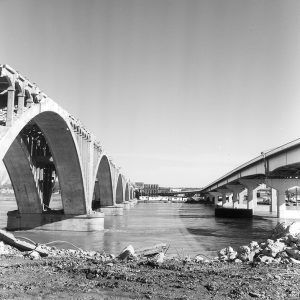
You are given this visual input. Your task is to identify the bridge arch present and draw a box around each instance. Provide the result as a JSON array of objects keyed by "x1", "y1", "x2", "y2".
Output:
[
  {"x1": 0, "y1": 107, "x2": 87, "y2": 215},
  {"x1": 116, "y1": 174, "x2": 124, "y2": 204},
  {"x1": 92, "y1": 154, "x2": 114, "y2": 209}
]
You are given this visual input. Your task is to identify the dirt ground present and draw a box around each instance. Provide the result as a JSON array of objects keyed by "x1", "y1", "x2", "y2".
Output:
[{"x1": 0, "y1": 254, "x2": 299, "y2": 299}]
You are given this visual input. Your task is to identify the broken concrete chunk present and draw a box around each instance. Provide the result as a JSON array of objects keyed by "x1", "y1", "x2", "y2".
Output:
[
  {"x1": 261, "y1": 240, "x2": 286, "y2": 258},
  {"x1": 29, "y1": 251, "x2": 40, "y2": 260},
  {"x1": 155, "y1": 252, "x2": 165, "y2": 264},
  {"x1": 194, "y1": 255, "x2": 204, "y2": 263},
  {"x1": 118, "y1": 245, "x2": 135, "y2": 260},
  {"x1": 286, "y1": 248, "x2": 300, "y2": 260},
  {"x1": 258, "y1": 256, "x2": 274, "y2": 263}
]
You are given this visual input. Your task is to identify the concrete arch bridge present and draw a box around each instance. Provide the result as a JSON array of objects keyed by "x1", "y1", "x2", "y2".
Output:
[
  {"x1": 201, "y1": 139, "x2": 300, "y2": 219},
  {"x1": 0, "y1": 64, "x2": 136, "y2": 231}
]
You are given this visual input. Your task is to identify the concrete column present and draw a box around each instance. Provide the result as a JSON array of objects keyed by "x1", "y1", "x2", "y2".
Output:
[
  {"x1": 239, "y1": 179, "x2": 261, "y2": 210},
  {"x1": 266, "y1": 179, "x2": 300, "y2": 218},
  {"x1": 208, "y1": 195, "x2": 214, "y2": 203},
  {"x1": 17, "y1": 92, "x2": 25, "y2": 115},
  {"x1": 6, "y1": 86, "x2": 15, "y2": 126},
  {"x1": 270, "y1": 188, "x2": 277, "y2": 213},
  {"x1": 239, "y1": 189, "x2": 247, "y2": 205},
  {"x1": 82, "y1": 137, "x2": 88, "y2": 203},
  {"x1": 226, "y1": 184, "x2": 244, "y2": 208},
  {"x1": 26, "y1": 95, "x2": 33, "y2": 108},
  {"x1": 216, "y1": 188, "x2": 229, "y2": 207},
  {"x1": 209, "y1": 192, "x2": 221, "y2": 206},
  {"x1": 88, "y1": 136, "x2": 94, "y2": 211}
]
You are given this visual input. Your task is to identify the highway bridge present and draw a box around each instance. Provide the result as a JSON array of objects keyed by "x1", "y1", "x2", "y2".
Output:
[
  {"x1": 201, "y1": 138, "x2": 300, "y2": 218},
  {"x1": 0, "y1": 64, "x2": 135, "y2": 231}
]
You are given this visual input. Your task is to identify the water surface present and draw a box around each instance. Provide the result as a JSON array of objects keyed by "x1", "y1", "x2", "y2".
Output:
[{"x1": 0, "y1": 197, "x2": 281, "y2": 257}]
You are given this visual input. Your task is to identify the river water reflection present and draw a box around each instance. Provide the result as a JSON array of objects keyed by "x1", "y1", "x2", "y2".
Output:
[{"x1": 0, "y1": 198, "x2": 280, "y2": 257}]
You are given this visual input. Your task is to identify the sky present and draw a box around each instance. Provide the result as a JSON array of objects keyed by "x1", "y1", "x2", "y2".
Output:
[{"x1": 1, "y1": 0, "x2": 300, "y2": 187}]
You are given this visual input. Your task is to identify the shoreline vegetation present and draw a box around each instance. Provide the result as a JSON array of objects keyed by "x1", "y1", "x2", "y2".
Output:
[{"x1": 0, "y1": 223, "x2": 299, "y2": 298}]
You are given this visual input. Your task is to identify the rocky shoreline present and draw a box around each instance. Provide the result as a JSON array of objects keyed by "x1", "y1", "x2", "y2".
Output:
[{"x1": 0, "y1": 222, "x2": 300, "y2": 299}]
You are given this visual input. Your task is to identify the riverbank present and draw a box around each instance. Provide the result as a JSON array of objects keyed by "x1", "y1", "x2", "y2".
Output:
[
  {"x1": 1, "y1": 222, "x2": 300, "y2": 299},
  {"x1": 0, "y1": 247, "x2": 299, "y2": 299}
]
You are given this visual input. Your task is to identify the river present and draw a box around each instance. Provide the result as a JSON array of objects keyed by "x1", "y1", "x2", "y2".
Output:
[{"x1": 0, "y1": 196, "x2": 280, "y2": 257}]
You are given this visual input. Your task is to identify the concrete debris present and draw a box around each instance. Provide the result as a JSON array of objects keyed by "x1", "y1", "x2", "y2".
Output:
[
  {"x1": 289, "y1": 257, "x2": 300, "y2": 264},
  {"x1": 29, "y1": 251, "x2": 40, "y2": 260},
  {"x1": 237, "y1": 246, "x2": 255, "y2": 262},
  {"x1": 117, "y1": 245, "x2": 135, "y2": 260},
  {"x1": 0, "y1": 241, "x2": 11, "y2": 255},
  {"x1": 135, "y1": 243, "x2": 167, "y2": 257},
  {"x1": 261, "y1": 240, "x2": 286, "y2": 257},
  {"x1": 258, "y1": 255, "x2": 274, "y2": 264},
  {"x1": 285, "y1": 248, "x2": 300, "y2": 260},
  {"x1": 194, "y1": 255, "x2": 204, "y2": 263},
  {"x1": 215, "y1": 221, "x2": 300, "y2": 265},
  {"x1": 218, "y1": 246, "x2": 237, "y2": 261},
  {"x1": 271, "y1": 222, "x2": 300, "y2": 240},
  {"x1": 2, "y1": 221, "x2": 300, "y2": 268},
  {"x1": 155, "y1": 252, "x2": 165, "y2": 264}
]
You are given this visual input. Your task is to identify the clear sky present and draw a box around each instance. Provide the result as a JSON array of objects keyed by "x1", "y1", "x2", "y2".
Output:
[{"x1": 1, "y1": 0, "x2": 300, "y2": 187}]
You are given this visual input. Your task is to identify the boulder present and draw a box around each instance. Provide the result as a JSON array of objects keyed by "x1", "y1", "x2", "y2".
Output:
[
  {"x1": 258, "y1": 256, "x2": 274, "y2": 263},
  {"x1": 0, "y1": 241, "x2": 11, "y2": 255},
  {"x1": 287, "y1": 222, "x2": 300, "y2": 236},
  {"x1": 109, "y1": 254, "x2": 116, "y2": 260},
  {"x1": 237, "y1": 246, "x2": 255, "y2": 262},
  {"x1": 118, "y1": 245, "x2": 135, "y2": 260},
  {"x1": 218, "y1": 246, "x2": 237, "y2": 261},
  {"x1": 289, "y1": 257, "x2": 300, "y2": 264},
  {"x1": 271, "y1": 222, "x2": 289, "y2": 239},
  {"x1": 29, "y1": 251, "x2": 40, "y2": 260},
  {"x1": 286, "y1": 248, "x2": 300, "y2": 260},
  {"x1": 194, "y1": 255, "x2": 204, "y2": 263},
  {"x1": 155, "y1": 252, "x2": 165, "y2": 264},
  {"x1": 261, "y1": 240, "x2": 286, "y2": 257},
  {"x1": 276, "y1": 251, "x2": 289, "y2": 259},
  {"x1": 272, "y1": 222, "x2": 300, "y2": 240},
  {"x1": 249, "y1": 241, "x2": 260, "y2": 251}
]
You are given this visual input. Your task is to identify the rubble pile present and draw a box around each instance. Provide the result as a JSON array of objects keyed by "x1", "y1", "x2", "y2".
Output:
[{"x1": 217, "y1": 221, "x2": 300, "y2": 264}]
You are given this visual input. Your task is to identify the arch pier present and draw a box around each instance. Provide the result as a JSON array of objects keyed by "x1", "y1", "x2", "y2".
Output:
[{"x1": 0, "y1": 64, "x2": 136, "y2": 231}]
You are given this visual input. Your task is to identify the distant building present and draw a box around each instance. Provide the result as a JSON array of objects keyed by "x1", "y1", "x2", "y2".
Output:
[
  {"x1": 135, "y1": 182, "x2": 196, "y2": 196},
  {"x1": 143, "y1": 184, "x2": 159, "y2": 196},
  {"x1": 134, "y1": 182, "x2": 144, "y2": 196},
  {"x1": 135, "y1": 182, "x2": 160, "y2": 196},
  {"x1": 158, "y1": 186, "x2": 171, "y2": 194}
]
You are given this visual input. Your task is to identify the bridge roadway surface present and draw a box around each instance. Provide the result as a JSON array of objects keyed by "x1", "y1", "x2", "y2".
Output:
[
  {"x1": 200, "y1": 137, "x2": 300, "y2": 219},
  {"x1": 0, "y1": 64, "x2": 136, "y2": 231}
]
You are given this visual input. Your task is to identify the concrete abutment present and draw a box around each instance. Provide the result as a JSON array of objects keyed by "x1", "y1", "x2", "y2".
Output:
[{"x1": 7, "y1": 211, "x2": 105, "y2": 231}]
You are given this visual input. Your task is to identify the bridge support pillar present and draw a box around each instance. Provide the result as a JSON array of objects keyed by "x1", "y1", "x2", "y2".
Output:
[
  {"x1": 6, "y1": 86, "x2": 15, "y2": 126},
  {"x1": 266, "y1": 179, "x2": 300, "y2": 218},
  {"x1": 17, "y1": 92, "x2": 25, "y2": 115},
  {"x1": 208, "y1": 195, "x2": 214, "y2": 203},
  {"x1": 216, "y1": 188, "x2": 229, "y2": 207},
  {"x1": 209, "y1": 192, "x2": 221, "y2": 205},
  {"x1": 270, "y1": 188, "x2": 277, "y2": 213},
  {"x1": 226, "y1": 184, "x2": 244, "y2": 208},
  {"x1": 239, "y1": 179, "x2": 261, "y2": 210}
]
